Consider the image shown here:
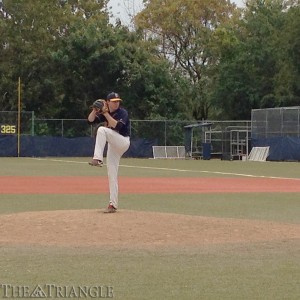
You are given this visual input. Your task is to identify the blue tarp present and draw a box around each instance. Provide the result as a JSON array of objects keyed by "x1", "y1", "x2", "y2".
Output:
[
  {"x1": 251, "y1": 136, "x2": 300, "y2": 161},
  {"x1": 0, "y1": 136, "x2": 157, "y2": 158}
]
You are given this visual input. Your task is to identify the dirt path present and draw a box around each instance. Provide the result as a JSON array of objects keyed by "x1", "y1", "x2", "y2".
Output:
[{"x1": 1, "y1": 176, "x2": 300, "y2": 194}]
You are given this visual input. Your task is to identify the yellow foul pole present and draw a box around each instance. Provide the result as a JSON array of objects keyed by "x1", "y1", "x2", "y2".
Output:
[{"x1": 17, "y1": 77, "x2": 21, "y2": 157}]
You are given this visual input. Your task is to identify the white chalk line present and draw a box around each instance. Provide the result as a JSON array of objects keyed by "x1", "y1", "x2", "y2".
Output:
[{"x1": 25, "y1": 157, "x2": 300, "y2": 181}]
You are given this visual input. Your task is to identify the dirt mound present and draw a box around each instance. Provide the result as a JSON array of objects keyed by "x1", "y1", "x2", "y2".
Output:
[{"x1": 0, "y1": 210, "x2": 299, "y2": 249}]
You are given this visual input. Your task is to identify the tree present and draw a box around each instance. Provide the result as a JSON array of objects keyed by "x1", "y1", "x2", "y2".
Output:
[
  {"x1": 274, "y1": 3, "x2": 300, "y2": 106},
  {"x1": 135, "y1": 0, "x2": 238, "y2": 120},
  {"x1": 212, "y1": 0, "x2": 300, "y2": 119},
  {"x1": 0, "y1": 0, "x2": 184, "y2": 121},
  {"x1": 0, "y1": 0, "x2": 109, "y2": 114}
]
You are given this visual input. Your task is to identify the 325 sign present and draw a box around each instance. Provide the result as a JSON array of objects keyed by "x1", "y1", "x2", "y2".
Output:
[{"x1": 0, "y1": 124, "x2": 17, "y2": 134}]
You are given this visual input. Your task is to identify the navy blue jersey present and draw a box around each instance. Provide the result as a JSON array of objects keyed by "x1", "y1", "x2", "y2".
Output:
[{"x1": 88, "y1": 107, "x2": 130, "y2": 137}]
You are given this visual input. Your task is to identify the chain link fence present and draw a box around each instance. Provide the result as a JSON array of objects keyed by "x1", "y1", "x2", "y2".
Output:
[
  {"x1": 252, "y1": 107, "x2": 300, "y2": 138},
  {"x1": 1, "y1": 111, "x2": 250, "y2": 158},
  {"x1": 251, "y1": 107, "x2": 300, "y2": 161},
  {"x1": 0, "y1": 112, "x2": 192, "y2": 143},
  {"x1": 0, "y1": 111, "x2": 34, "y2": 135}
]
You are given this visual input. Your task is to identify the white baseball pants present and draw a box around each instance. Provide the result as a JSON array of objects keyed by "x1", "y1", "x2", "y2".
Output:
[{"x1": 93, "y1": 126, "x2": 130, "y2": 208}]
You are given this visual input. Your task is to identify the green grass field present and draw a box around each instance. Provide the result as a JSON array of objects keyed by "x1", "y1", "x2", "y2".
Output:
[{"x1": 0, "y1": 157, "x2": 299, "y2": 300}]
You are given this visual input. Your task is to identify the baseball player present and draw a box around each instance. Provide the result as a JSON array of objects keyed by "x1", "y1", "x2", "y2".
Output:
[{"x1": 88, "y1": 92, "x2": 130, "y2": 213}]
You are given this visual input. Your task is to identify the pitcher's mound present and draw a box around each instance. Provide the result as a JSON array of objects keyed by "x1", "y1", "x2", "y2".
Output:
[{"x1": 0, "y1": 210, "x2": 299, "y2": 249}]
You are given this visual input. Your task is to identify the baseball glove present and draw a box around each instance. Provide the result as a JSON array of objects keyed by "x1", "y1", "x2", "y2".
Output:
[{"x1": 90, "y1": 99, "x2": 108, "y2": 113}]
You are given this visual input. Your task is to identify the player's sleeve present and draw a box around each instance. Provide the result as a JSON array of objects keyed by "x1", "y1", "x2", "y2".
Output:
[
  {"x1": 115, "y1": 109, "x2": 129, "y2": 131},
  {"x1": 87, "y1": 114, "x2": 105, "y2": 125}
]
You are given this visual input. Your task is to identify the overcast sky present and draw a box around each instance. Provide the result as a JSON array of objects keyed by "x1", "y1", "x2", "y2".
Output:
[{"x1": 108, "y1": 0, "x2": 246, "y2": 25}]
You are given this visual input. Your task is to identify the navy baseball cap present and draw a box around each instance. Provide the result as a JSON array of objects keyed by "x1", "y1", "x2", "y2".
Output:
[{"x1": 106, "y1": 92, "x2": 122, "y2": 102}]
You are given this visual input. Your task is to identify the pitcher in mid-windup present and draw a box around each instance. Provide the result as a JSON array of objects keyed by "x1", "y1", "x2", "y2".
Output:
[{"x1": 87, "y1": 92, "x2": 130, "y2": 213}]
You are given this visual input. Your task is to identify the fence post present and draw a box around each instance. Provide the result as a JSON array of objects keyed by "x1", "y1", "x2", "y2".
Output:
[
  {"x1": 164, "y1": 120, "x2": 167, "y2": 145},
  {"x1": 31, "y1": 111, "x2": 35, "y2": 136}
]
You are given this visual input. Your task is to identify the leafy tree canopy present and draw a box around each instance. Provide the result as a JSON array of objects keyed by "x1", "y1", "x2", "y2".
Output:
[{"x1": 0, "y1": 0, "x2": 299, "y2": 122}]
